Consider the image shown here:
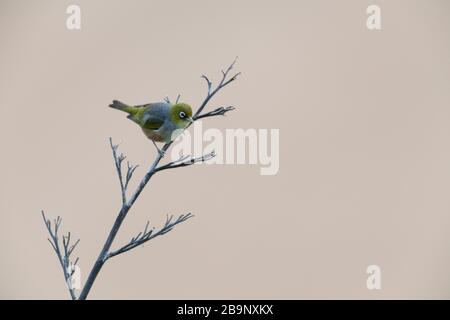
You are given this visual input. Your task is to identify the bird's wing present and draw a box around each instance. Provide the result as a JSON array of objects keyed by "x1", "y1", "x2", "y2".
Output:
[
  {"x1": 134, "y1": 102, "x2": 153, "y2": 109},
  {"x1": 135, "y1": 102, "x2": 170, "y2": 130}
]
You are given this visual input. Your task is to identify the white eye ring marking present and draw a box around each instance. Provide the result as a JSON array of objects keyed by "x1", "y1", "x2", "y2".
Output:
[{"x1": 179, "y1": 111, "x2": 186, "y2": 118}]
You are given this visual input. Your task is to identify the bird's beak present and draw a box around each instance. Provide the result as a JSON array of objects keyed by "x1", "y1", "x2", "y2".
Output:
[{"x1": 187, "y1": 117, "x2": 194, "y2": 124}]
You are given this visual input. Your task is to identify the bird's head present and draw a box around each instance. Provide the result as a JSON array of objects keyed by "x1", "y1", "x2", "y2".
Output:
[{"x1": 170, "y1": 103, "x2": 194, "y2": 128}]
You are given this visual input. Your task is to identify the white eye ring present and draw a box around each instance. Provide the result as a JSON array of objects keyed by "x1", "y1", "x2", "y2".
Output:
[{"x1": 179, "y1": 111, "x2": 186, "y2": 118}]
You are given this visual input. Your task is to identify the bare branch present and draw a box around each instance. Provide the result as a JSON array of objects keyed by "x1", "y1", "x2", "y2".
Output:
[
  {"x1": 195, "y1": 106, "x2": 235, "y2": 120},
  {"x1": 201, "y1": 75, "x2": 212, "y2": 96},
  {"x1": 109, "y1": 138, "x2": 138, "y2": 204},
  {"x1": 194, "y1": 56, "x2": 240, "y2": 119},
  {"x1": 109, "y1": 138, "x2": 126, "y2": 204},
  {"x1": 154, "y1": 151, "x2": 216, "y2": 173},
  {"x1": 41, "y1": 211, "x2": 79, "y2": 300},
  {"x1": 106, "y1": 213, "x2": 194, "y2": 260},
  {"x1": 124, "y1": 161, "x2": 139, "y2": 192}
]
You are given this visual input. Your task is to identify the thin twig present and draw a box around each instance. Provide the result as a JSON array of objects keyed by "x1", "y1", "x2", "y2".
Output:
[
  {"x1": 109, "y1": 138, "x2": 138, "y2": 204},
  {"x1": 106, "y1": 213, "x2": 194, "y2": 260},
  {"x1": 195, "y1": 106, "x2": 235, "y2": 120},
  {"x1": 109, "y1": 138, "x2": 126, "y2": 204},
  {"x1": 154, "y1": 151, "x2": 216, "y2": 173},
  {"x1": 41, "y1": 211, "x2": 79, "y2": 300},
  {"x1": 124, "y1": 161, "x2": 139, "y2": 192},
  {"x1": 194, "y1": 56, "x2": 240, "y2": 119}
]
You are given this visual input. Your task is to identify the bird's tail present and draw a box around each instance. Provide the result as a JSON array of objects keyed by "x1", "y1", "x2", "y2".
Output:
[{"x1": 109, "y1": 100, "x2": 138, "y2": 115}]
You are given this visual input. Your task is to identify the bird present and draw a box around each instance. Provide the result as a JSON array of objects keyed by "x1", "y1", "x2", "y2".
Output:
[{"x1": 109, "y1": 100, "x2": 194, "y2": 156}]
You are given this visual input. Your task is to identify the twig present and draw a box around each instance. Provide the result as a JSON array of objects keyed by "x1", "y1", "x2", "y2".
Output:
[
  {"x1": 154, "y1": 151, "x2": 216, "y2": 173},
  {"x1": 106, "y1": 213, "x2": 194, "y2": 260},
  {"x1": 41, "y1": 211, "x2": 80, "y2": 300},
  {"x1": 194, "y1": 56, "x2": 240, "y2": 119},
  {"x1": 195, "y1": 106, "x2": 235, "y2": 120},
  {"x1": 109, "y1": 138, "x2": 138, "y2": 204}
]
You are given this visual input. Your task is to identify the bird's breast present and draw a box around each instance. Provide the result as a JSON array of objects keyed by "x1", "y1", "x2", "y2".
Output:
[{"x1": 142, "y1": 127, "x2": 166, "y2": 142}]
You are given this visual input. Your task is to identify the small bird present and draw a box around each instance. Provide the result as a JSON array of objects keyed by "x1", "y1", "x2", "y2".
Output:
[{"x1": 109, "y1": 100, "x2": 194, "y2": 156}]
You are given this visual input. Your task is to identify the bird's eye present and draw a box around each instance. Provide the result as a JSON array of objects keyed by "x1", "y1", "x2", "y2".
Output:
[{"x1": 179, "y1": 111, "x2": 186, "y2": 119}]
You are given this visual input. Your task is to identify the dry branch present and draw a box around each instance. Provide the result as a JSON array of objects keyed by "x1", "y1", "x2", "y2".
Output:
[{"x1": 41, "y1": 211, "x2": 80, "y2": 300}]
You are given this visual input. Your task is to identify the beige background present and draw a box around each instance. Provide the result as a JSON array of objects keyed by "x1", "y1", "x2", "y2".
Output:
[{"x1": 1, "y1": 0, "x2": 450, "y2": 299}]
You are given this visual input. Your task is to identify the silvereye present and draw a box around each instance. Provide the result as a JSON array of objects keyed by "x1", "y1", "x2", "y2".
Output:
[{"x1": 109, "y1": 100, "x2": 194, "y2": 155}]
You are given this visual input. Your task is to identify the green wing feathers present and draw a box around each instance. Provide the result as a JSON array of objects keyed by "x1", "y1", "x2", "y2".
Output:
[{"x1": 109, "y1": 100, "x2": 164, "y2": 129}]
